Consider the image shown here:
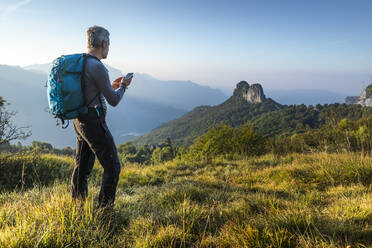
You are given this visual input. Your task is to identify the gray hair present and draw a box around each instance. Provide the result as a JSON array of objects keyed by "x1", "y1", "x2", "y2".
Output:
[{"x1": 87, "y1": 25, "x2": 110, "y2": 49}]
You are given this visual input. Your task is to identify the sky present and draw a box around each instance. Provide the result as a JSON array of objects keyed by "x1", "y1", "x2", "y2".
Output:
[{"x1": 1, "y1": 0, "x2": 372, "y2": 95}]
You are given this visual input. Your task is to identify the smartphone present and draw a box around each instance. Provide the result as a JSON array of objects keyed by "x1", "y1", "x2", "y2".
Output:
[{"x1": 124, "y1": 72, "x2": 134, "y2": 80}]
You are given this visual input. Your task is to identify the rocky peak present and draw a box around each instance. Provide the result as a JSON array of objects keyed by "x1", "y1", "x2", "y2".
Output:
[
  {"x1": 344, "y1": 84, "x2": 372, "y2": 107},
  {"x1": 344, "y1": 96, "x2": 359, "y2": 105},
  {"x1": 233, "y1": 81, "x2": 266, "y2": 103},
  {"x1": 360, "y1": 84, "x2": 372, "y2": 99}
]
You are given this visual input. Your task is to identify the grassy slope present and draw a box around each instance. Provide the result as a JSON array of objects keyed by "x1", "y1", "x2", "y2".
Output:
[{"x1": 0, "y1": 153, "x2": 371, "y2": 247}]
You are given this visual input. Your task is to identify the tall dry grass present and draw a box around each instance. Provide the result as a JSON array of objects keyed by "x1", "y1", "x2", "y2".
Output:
[{"x1": 0, "y1": 152, "x2": 371, "y2": 247}]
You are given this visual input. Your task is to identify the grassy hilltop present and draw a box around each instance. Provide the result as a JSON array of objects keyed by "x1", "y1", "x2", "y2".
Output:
[
  {"x1": 1, "y1": 89, "x2": 371, "y2": 247},
  {"x1": 0, "y1": 152, "x2": 371, "y2": 247}
]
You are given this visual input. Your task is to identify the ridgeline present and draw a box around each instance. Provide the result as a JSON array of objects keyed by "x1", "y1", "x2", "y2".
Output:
[{"x1": 132, "y1": 81, "x2": 372, "y2": 147}]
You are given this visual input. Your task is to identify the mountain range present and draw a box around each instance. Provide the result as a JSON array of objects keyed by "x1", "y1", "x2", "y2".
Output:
[
  {"x1": 132, "y1": 81, "x2": 372, "y2": 147},
  {"x1": 0, "y1": 63, "x2": 226, "y2": 148},
  {"x1": 0, "y1": 60, "x2": 359, "y2": 149}
]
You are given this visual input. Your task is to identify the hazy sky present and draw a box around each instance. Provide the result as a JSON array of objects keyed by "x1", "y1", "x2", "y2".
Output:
[{"x1": 1, "y1": 0, "x2": 372, "y2": 94}]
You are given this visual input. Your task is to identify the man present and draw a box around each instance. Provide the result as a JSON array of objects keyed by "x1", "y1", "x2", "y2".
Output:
[{"x1": 71, "y1": 25, "x2": 132, "y2": 208}]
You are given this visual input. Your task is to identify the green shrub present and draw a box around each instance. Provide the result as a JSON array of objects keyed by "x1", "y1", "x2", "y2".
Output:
[
  {"x1": 0, "y1": 152, "x2": 73, "y2": 192},
  {"x1": 151, "y1": 146, "x2": 175, "y2": 164},
  {"x1": 186, "y1": 122, "x2": 265, "y2": 161}
]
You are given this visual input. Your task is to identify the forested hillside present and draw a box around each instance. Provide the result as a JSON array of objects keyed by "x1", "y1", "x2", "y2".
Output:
[{"x1": 133, "y1": 82, "x2": 372, "y2": 147}]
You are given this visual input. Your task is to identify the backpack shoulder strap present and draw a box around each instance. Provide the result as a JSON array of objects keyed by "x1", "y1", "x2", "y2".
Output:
[
  {"x1": 82, "y1": 53, "x2": 101, "y2": 107},
  {"x1": 83, "y1": 53, "x2": 101, "y2": 62}
]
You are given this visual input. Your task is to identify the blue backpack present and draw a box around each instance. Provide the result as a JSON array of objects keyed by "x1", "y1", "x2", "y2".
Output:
[{"x1": 47, "y1": 53, "x2": 99, "y2": 128}]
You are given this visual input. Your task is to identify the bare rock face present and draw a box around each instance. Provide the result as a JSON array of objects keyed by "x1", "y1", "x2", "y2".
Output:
[
  {"x1": 344, "y1": 96, "x2": 359, "y2": 105},
  {"x1": 344, "y1": 84, "x2": 372, "y2": 107},
  {"x1": 233, "y1": 81, "x2": 266, "y2": 103},
  {"x1": 357, "y1": 85, "x2": 372, "y2": 106},
  {"x1": 233, "y1": 81, "x2": 250, "y2": 98}
]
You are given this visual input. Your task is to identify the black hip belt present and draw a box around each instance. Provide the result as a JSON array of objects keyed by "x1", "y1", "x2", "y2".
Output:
[{"x1": 78, "y1": 107, "x2": 105, "y2": 122}]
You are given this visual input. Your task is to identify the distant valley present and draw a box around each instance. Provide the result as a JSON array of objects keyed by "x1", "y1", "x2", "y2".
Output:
[
  {"x1": 0, "y1": 61, "x2": 363, "y2": 148},
  {"x1": 0, "y1": 63, "x2": 227, "y2": 148}
]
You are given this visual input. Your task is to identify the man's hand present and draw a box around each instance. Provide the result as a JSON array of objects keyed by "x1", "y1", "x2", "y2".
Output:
[
  {"x1": 112, "y1": 75, "x2": 133, "y2": 90},
  {"x1": 112, "y1": 77, "x2": 122, "y2": 90}
]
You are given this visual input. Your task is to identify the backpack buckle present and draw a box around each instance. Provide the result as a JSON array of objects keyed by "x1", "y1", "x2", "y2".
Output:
[{"x1": 95, "y1": 106, "x2": 100, "y2": 117}]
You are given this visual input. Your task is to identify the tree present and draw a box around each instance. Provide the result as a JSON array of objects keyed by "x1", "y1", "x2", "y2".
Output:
[
  {"x1": 353, "y1": 125, "x2": 371, "y2": 156},
  {"x1": 0, "y1": 97, "x2": 4, "y2": 107},
  {"x1": 118, "y1": 143, "x2": 155, "y2": 165},
  {"x1": 233, "y1": 123, "x2": 265, "y2": 156},
  {"x1": 135, "y1": 144, "x2": 153, "y2": 164},
  {"x1": 151, "y1": 140, "x2": 175, "y2": 164},
  {"x1": 60, "y1": 146, "x2": 75, "y2": 156},
  {"x1": 30, "y1": 141, "x2": 53, "y2": 153},
  {"x1": 117, "y1": 141, "x2": 137, "y2": 155},
  {"x1": 0, "y1": 97, "x2": 31, "y2": 145},
  {"x1": 367, "y1": 84, "x2": 372, "y2": 95}
]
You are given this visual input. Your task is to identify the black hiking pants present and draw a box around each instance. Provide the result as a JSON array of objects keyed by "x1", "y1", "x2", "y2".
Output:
[{"x1": 71, "y1": 108, "x2": 121, "y2": 207}]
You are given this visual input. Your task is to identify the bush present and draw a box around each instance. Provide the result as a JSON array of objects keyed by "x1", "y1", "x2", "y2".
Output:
[
  {"x1": 118, "y1": 143, "x2": 155, "y2": 165},
  {"x1": 151, "y1": 143, "x2": 176, "y2": 164},
  {"x1": 0, "y1": 152, "x2": 74, "y2": 192},
  {"x1": 269, "y1": 116, "x2": 372, "y2": 155},
  {"x1": 186, "y1": 122, "x2": 266, "y2": 161}
]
